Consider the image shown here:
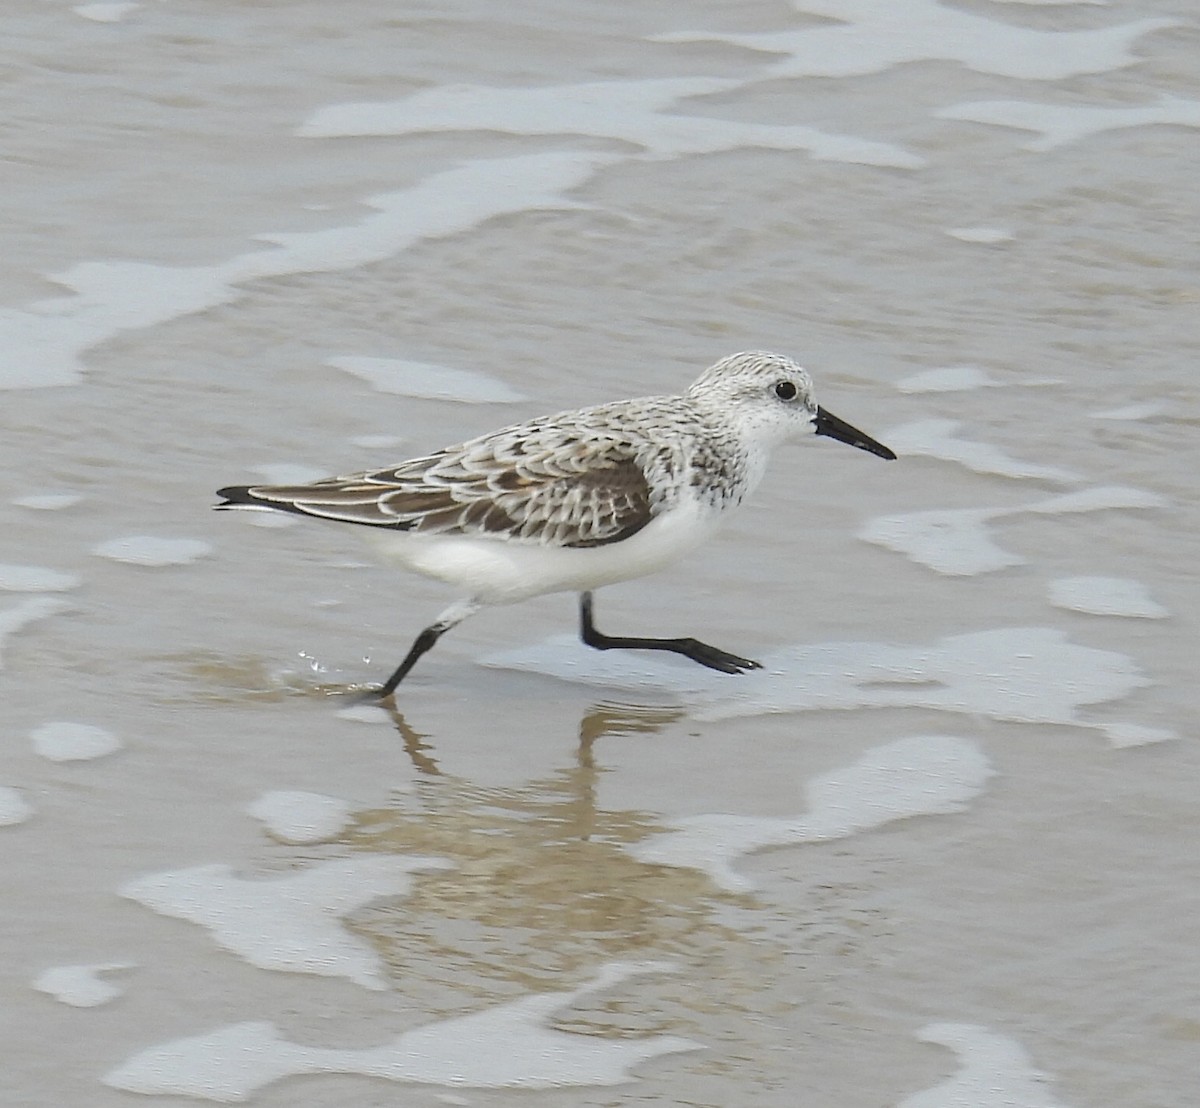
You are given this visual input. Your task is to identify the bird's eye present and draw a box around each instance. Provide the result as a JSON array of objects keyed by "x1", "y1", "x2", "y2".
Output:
[{"x1": 774, "y1": 380, "x2": 798, "y2": 401}]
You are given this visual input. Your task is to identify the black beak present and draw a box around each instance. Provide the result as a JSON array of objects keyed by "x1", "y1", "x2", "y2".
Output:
[{"x1": 814, "y1": 407, "x2": 896, "y2": 460}]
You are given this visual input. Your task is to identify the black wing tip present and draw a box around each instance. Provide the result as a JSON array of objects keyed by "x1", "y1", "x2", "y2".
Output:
[
  {"x1": 214, "y1": 485, "x2": 257, "y2": 508},
  {"x1": 213, "y1": 485, "x2": 309, "y2": 517},
  {"x1": 212, "y1": 483, "x2": 418, "y2": 529}
]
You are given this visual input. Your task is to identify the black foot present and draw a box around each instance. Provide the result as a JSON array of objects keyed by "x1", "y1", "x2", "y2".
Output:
[
  {"x1": 671, "y1": 638, "x2": 762, "y2": 674},
  {"x1": 579, "y1": 591, "x2": 761, "y2": 674}
]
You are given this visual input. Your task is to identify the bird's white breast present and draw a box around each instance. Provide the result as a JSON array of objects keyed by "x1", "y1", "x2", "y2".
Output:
[{"x1": 359, "y1": 495, "x2": 724, "y2": 604}]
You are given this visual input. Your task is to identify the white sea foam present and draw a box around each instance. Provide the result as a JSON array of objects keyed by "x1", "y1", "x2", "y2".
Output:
[
  {"x1": 72, "y1": 2, "x2": 138, "y2": 21},
  {"x1": 630, "y1": 736, "x2": 991, "y2": 891},
  {"x1": 864, "y1": 507, "x2": 1018, "y2": 574},
  {"x1": 349, "y1": 433, "x2": 404, "y2": 449},
  {"x1": 0, "y1": 564, "x2": 81, "y2": 592},
  {"x1": 0, "y1": 786, "x2": 33, "y2": 826},
  {"x1": 945, "y1": 227, "x2": 1014, "y2": 244},
  {"x1": 301, "y1": 77, "x2": 921, "y2": 168},
  {"x1": 0, "y1": 152, "x2": 610, "y2": 389},
  {"x1": 244, "y1": 153, "x2": 607, "y2": 271},
  {"x1": 487, "y1": 626, "x2": 1162, "y2": 745},
  {"x1": 120, "y1": 855, "x2": 451, "y2": 989},
  {"x1": 896, "y1": 366, "x2": 1001, "y2": 393},
  {"x1": 939, "y1": 95, "x2": 1200, "y2": 151},
  {"x1": 32, "y1": 963, "x2": 133, "y2": 1007},
  {"x1": 328, "y1": 356, "x2": 526, "y2": 402},
  {"x1": 696, "y1": 628, "x2": 1157, "y2": 746},
  {"x1": 247, "y1": 790, "x2": 352, "y2": 844},
  {"x1": 1027, "y1": 486, "x2": 1165, "y2": 515},
  {"x1": 654, "y1": 2, "x2": 1174, "y2": 81},
  {"x1": 899, "y1": 1024, "x2": 1069, "y2": 1108},
  {"x1": 335, "y1": 704, "x2": 394, "y2": 724},
  {"x1": 1103, "y1": 723, "x2": 1176, "y2": 749},
  {"x1": 12, "y1": 492, "x2": 83, "y2": 510},
  {"x1": 92, "y1": 536, "x2": 213, "y2": 566},
  {"x1": 882, "y1": 420, "x2": 1078, "y2": 482},
  {"x1": 896, "y1": 366, "x2": 1060, "y2": 393},
  {"x1": 242, "y1": 513, "x2": 300, "y2": 529},
  {"x1": 861, "y1": 485, "x2": 1165, "y2": 575},
  {"x1": 0, "y1": 596, "x2": 70, "y2": 670},
  {"x1": 31, "y1": 721, "x2": 122, "y2": 762},
  {"x1": 104, "y1": 961, "x2": 698, "y2": 1101},
  {"x1": 1048, "y1": 576, "x2": 1167, "y2": 619},
  {"x1": 1091, "y1": 401, "x2": 1166, "y2": 421}
]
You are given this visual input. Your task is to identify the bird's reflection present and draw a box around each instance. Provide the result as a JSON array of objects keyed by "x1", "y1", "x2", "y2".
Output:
[
  {"x1": 577, "y1": 701, "x2": 682, "y2": 765},
  {"x1": 342, "y1": 697, "x2": 726, "y2": 996},
  {"x1": 381, "y1": 698, "x2": 683, "y2": 781},
  {"x1": 378, "y1": 700, "x2": 442, "y2": 776}
]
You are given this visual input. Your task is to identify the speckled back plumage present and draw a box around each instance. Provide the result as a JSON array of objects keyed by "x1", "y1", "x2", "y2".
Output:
[{"x1": 216, "y1": 392, "x2": 754, "y2": 548}]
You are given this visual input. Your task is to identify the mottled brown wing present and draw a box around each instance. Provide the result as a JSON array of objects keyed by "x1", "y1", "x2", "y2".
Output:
[{"x1": 216, "y1": 430, "x2": 657, "y2": 549}]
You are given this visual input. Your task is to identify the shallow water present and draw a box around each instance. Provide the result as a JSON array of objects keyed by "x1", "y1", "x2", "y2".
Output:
[{"x1": 2, "y1": 1, "x2": 1198, "y2": 1105}]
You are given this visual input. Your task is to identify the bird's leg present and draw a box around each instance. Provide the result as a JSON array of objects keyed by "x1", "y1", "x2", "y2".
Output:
[
  {"x1": 376, "y1": 597, "x2": 482, "y2": 698},
  {"x1": 578, "y1": 591, "x2": 761, "y2": 674}
]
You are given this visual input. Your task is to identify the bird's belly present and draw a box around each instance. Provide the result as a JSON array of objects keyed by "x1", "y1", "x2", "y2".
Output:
[{"x1": 359, "y1": 500, "x2": 722, "y2": 603}]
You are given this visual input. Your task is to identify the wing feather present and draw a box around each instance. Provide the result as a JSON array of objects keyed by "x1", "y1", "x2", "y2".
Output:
[{"x1": 216, "y1": 423, "x2": 662, "y2": 548}]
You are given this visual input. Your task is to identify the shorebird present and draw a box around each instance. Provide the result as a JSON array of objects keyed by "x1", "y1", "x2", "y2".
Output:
[{"x1": 216, "y1": 351, "x2": 895, "y2": 697}]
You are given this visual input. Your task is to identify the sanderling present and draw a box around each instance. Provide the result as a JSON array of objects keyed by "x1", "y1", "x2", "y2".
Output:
[{"x1": 216, "y1": 351, "x2": 895, "y2": 697}]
